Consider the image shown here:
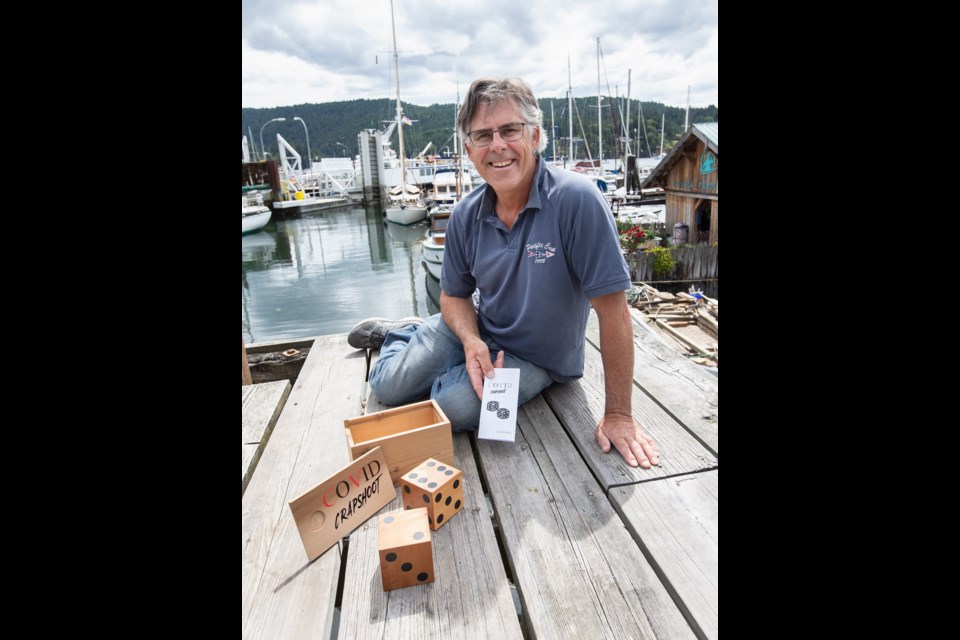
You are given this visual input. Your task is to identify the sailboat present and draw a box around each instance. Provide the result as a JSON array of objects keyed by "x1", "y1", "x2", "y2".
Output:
[
  {"x1": 242, "y1": 191, "x2": 272, "y2": 234},
  {"x1": 384, "y1": 0, "x2": 427, "y2": 226}
]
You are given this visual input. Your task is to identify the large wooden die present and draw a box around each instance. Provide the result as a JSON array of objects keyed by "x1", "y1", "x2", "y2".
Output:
[
  {"x1": 401, "y1": 458, "x2": 464, "y2": 530},
  {"x1": 378, "y1": 508, "x2": 435, "y2": 591}
]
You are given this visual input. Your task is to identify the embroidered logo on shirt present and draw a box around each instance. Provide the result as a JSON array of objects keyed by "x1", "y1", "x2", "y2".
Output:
[{"x1": 525, "y1": 242, "x2": 556, "y2": 264}]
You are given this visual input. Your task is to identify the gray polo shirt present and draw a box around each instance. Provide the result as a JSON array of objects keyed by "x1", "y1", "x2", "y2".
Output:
[{"x1": 441, "y1": 158, "x2": 630, "y2": 381}]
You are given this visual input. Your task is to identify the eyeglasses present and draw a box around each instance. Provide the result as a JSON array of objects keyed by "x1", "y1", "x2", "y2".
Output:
[{"x1": 465, "y1": 122, "x2": 528, "y2": 147}]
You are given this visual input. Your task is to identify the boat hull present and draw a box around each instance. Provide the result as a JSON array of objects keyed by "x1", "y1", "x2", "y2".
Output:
[
  {"x1": 242, "y1": 206, "x2": 272, "y2": 234},
  {"x1": 385, "y1": 205, "x2": 428, "y2": 225},
  {"x1": 423, "y1": 237, "x2": 443, "y2": 279}
]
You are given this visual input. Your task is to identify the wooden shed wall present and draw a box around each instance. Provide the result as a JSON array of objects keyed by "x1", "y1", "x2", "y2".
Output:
[{"x1": 661, "y1": 136, "x2": 718, "y2": 245}]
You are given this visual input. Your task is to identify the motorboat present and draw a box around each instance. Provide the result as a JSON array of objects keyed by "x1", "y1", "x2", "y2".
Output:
[{"x1": 422, "y1": 205, "x2": 451, "y2": 280}]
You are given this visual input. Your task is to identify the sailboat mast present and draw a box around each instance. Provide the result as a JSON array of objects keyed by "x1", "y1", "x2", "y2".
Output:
[
  {"x1": 455, "y1": 86, "x2": 462, "y2": 197},
  {"x1": 625, "y1": 70, "x2": 631, "y2": 158},
  {"x1": 550, "y1": 101, "x2": 555, "y2": 162},
  {"x1": 453, "y1": 94, "x2": 459, "y2": 159},
  {"x1": 660, "y1": 113, "x2": 665, "y2": 156},
  {"x1": 567, "y1": 55, "x2": 573, "y2": 166},
  {"x1": 596, "y1": 36, "x2": 602, "y2": 167},
  {"x1": 390, "y1": 0, "x2": 406, "y2": 189}
]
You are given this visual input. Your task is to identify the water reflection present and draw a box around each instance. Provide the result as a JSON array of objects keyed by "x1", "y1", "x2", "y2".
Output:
[
  {"x1": 242, "y1": 205, "x2": 433, "y2": 343},
  {"x1": 425, "y1": 272, "x2": 441, "y2": 316},
  {"x1": 241, "y1": 230, "x2": 278, "y2": 268},
  {"x1": 385, "y1": 220, "x2": 427, "y2": 244},
  {"x1": 365, "y1": 209, "x2": 390, "y2": 265},
  {"x1": 242, "y1": 207, "x2": 716, "y2": 344}
]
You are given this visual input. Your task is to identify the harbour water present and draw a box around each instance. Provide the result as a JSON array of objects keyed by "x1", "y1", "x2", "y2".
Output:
[
  {"x1": 242, "y1": 205, "x2": 717, "y2": 345},
  {"x1": 242, "y1": 205, "x2": 437, "y2": 344}
]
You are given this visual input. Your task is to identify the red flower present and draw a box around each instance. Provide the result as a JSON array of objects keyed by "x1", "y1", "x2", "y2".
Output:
[{"x1": 620, "y1": 225, "x2": 649, "y2": 252}]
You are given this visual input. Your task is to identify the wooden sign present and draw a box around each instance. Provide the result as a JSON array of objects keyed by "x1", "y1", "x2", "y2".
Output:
[{"x1": 289, "y1": 446, "x2": 394, "y2": 561}]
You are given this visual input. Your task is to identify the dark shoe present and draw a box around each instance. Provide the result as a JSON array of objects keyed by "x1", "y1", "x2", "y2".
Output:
[{"x1": 347, "y1": 316, "x2": 423, "y2": 350}]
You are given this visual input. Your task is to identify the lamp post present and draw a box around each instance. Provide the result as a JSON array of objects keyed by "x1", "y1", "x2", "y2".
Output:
[
  {"x1": 259, "y1": 117, "x2": 286, "y2": 161},
  {"x1": 335, "y1": 142, "x2": 348, "y2": 157},
  {"x1": 293, "y1": 116, "x2": 311, "y2": 171}
]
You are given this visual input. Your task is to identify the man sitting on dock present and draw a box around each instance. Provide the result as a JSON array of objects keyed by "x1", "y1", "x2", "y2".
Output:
[{"x1": 348, "y1": 77, "x2": 659, "y2": 469}]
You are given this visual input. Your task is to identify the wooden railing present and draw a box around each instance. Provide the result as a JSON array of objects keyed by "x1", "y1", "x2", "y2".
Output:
[{"x1": 624, "y1": 244, "x2": 718, "y2": 281}]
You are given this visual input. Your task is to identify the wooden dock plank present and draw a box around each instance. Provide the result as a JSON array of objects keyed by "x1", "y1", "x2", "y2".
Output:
[
  {"x1": 476, "y1": 395, "x2": 697, "y2": 640},
  {"x1": 610, "y1": 472, "x2": 719, "y2": 640},
  {"x1": 242, "y1": 380, "x2": 292, "y2": 495},
  {"x1": 337, "y1": 380, "x2": 523, "y2": 639},
  {"x1": 242, "y1": 335, "x2": 368, "y2": 640},
  {"x1": 587, "y1": 309, "x2": 718, "y2": 455},
  {"x1": 542, "y1": 342, "x2": 717, "y2": 490},
  {"x1": 338, "y1": 435, "x2": 523, "y2": 638}
]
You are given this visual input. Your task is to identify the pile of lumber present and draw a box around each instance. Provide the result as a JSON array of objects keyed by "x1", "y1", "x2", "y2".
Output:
[{"x1": 630, "y1": 284, "x2": 718, "y2": 366}]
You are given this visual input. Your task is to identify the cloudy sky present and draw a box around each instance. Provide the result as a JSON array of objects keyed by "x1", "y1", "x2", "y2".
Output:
[{"x1": 242, "y1": 0, "x2": 717, "y2": 110}]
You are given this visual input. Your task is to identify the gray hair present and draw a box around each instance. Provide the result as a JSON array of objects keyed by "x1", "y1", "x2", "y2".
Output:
[{"x1": 457, "y1": 77, "x2": 548, "y2": 154}]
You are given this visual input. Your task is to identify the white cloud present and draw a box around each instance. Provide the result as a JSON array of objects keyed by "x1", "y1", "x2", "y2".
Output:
[{"x1": 242, "y1": 0, "x2": 718, "y2": 108}]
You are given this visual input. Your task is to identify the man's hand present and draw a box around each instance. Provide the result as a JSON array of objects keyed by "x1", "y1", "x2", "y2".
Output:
[
  {"x1": 465, "y1": 341, "x2": 504, "y2": 398},
  {"x1": 595, "y1": 414, "x2": 660, "y2": 468}
]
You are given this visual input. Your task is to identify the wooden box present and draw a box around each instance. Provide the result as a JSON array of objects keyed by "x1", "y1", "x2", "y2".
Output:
[{"x1": 345, "y1": 399, "x2": 453, "y2": 486}]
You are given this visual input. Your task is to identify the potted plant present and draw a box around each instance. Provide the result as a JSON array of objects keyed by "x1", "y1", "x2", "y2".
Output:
[
  {"x1": 619, "y1": 225, "x2": 655, "y2": 253},
  {"x1": 620, "y1": 224, "x2": 663, "y2": 253}
]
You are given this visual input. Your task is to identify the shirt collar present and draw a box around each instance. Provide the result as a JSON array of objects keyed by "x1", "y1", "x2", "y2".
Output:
[{"x1": 476, "y1": 157, "x2": 546, "y2": 221}]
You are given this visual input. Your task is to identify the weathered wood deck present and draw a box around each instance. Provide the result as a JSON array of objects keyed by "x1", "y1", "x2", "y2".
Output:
[
  {"x1": 242, "y1": 311, "x2": 718, "y2": 639},
  {"x1": 242, "y1": 380, "x2": 291, "y2": 495}
]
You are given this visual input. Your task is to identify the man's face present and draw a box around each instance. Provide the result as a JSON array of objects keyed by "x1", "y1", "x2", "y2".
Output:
[{"x1": 464, "y1": 100, "x2": 540, "y2": 200}]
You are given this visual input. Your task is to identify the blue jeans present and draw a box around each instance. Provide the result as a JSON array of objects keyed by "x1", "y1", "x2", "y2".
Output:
[{"x1": 368, "y1": 314, "x2": 554, "y2": 431}]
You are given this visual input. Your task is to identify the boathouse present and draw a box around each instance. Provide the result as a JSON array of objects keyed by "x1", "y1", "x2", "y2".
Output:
[{"x1": 642, "y1": 123, "x2": 718, "y2": 245}]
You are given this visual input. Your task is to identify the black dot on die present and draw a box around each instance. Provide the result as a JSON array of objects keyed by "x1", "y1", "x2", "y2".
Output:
[
  {"x1": 444, "y1": 470, "x2": 453, "y2": 476},
  {"x1": 435, "y1": 493, "x2": 443, "y2": 503},
  {"x1": 413, "y1": 531, "x2": 424, "y2": 540},
  {"x1": 418, "y1": 477, "x2": 427, "y2": 483},
  {"x1": 437, "y1": 466, "x2": 446, "y2": 472},
  {"x1": 385, "y1": 552, "x2": 397, "y2": 562},
  {"x1": 428, "y1": 482, "x2": 437, "y2": 489},
  {"x1": 383, "y1": 516, "x2": 395, "y2": 524},
  {"x1": 417, "y1": 572, "x2": 429, "y2": 581},
  {"x1": 445, "y1": 496, "x2": 452, "y2": 506},
  {"x1": 422, "y1": 494, "x2": 429, "y2": 503},
  {"x1": 426, "y1": 461, "x2": 436, "y2": 466},
  {"x1": 401, "y1": 562, "x2": 412, "y2": 572},
  {"x1": 403, "y1": 486, "x2": 411, "y2": 494},
  {"x1": 453, "y1": 479, "x2": 460, "y2": 489},
  {"x1": 437, "y1": 513, "x2": 444, "y2": 524},
  {"x1": 455, "y1": 499, "x2": 462, "y2": 509}
]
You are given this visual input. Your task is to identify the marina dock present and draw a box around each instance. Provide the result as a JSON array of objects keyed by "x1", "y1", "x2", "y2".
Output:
[{"x1": 241, "y1": 310, "x2": 719, "y2": 639}]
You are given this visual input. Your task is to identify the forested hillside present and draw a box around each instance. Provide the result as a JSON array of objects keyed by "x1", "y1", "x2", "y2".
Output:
[{"x1": 242, "y1": 98, "x2": 717, "y2": 163}]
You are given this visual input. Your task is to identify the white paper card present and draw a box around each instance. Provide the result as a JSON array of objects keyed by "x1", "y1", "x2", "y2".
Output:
[{"x1": 478, "y1": 368, "x2": 520, "y2": 442}]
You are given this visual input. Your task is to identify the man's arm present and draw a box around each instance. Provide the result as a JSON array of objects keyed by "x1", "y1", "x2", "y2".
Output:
[
  {"x1": 591, "y1": 291, "x2": 660, "y2": 468},
  {"x1": 440, "y1": 291, "x2": 503, "y2": 398}
]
